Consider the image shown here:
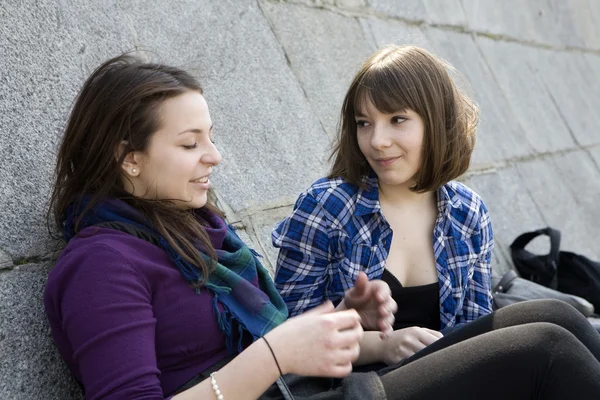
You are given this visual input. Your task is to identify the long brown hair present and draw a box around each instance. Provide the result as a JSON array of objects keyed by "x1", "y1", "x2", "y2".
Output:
[
  {"x1": 329, "y1": 45, "x2": 479, "y2": 192},
  {"x1": 48, "y1": 53, "x2": 223, "y2": 285}
]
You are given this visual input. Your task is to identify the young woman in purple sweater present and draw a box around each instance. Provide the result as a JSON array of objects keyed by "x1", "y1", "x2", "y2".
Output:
[{"x1": 44, "y1": 54, "x2": 600, "y2": 400}]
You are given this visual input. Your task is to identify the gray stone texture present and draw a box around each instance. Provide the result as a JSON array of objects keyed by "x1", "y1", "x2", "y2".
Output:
[
  {"x1": 2, "y1": 0, "x2": 600, "y2": 398},
  {"x1": 0, "y1": 250, "x2": 12, "y2": 270},
  {"x1": 245, "y1": 206, "x2": 295, "y2": 273},
  {"x1": 366, "y1": 0, "x2": 468, "y2": 26},
  {"x1": 462, "y1": 0, "x2": 600, "y2": 50},
  {"x1": 464, "y1": 168, "x2": 548, "y2": 276},
  {"x1": 475, "y1": 36, "x2": 578, "y2": 155},
  {"x1": 532, "y1": 50, "x2": 600, "y2": 147},
  {"x1": 423, "y1": 27, "x2": 536, "y2": 167},
  {"x1": 515, "y1": 151, "x2": 600, "y2": 261},
  {"x1": 0, "y1": 263, "x2": 83, "y2": 399},
  {"x1": 261, "y1": 1, "x2": 375, "y2": 138}
]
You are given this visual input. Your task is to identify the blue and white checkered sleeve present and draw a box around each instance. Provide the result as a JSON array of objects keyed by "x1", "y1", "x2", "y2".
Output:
[
  {"x1": 272, "y1": 192, "x2": 332, "y2": 317},
  {"x1": 459, "y1": 200, "x2": 494, "y2": 323}
]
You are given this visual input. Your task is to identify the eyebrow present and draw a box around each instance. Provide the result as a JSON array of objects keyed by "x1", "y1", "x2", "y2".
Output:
[{"x1": 177, "y1": 125, "x2": 213, "y2": 135}]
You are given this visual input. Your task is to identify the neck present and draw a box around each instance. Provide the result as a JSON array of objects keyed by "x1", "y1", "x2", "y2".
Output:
[{"x1": 378, "y1": 181, "x2": 435, "y2": 207}]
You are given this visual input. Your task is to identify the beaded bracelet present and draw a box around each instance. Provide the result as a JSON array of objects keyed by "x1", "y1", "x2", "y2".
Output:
[{"x1": 209, "y1": 372, "x2": 224, "y2": 400}]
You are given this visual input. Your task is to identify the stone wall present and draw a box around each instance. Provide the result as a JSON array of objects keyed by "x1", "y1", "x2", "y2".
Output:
[{"x1": 1, "y1": 0, "x2": 599, "y2": 397}]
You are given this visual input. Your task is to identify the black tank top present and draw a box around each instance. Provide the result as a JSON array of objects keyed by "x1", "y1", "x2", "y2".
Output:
[{"x1": 381, "y1": 269, "x2": 441, "y2": 331}]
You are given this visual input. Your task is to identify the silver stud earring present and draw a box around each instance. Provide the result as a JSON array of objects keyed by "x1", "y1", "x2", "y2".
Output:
[{"x1": 132, "y1": 168, "x2": 137, "y2": 174}]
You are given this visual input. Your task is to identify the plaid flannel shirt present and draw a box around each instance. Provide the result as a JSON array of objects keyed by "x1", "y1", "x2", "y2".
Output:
[{"x1": 272, "y1": 175, "x2": 494, "y2": 331}]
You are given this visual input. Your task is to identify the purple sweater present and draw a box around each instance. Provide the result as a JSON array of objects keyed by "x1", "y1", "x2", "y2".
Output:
[{"x1": 44, "y1": 219, "x2": 232, "y2": 399}]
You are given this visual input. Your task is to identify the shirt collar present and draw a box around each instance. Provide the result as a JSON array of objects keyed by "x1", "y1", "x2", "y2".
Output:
[
  {"x1": 437, "y1": 183, "x2": 463, "y2": 215},
  {"x1": 354, "y1": 175, "x2": 463, "y2": 218},
  {"x1": 354, "y1": 174, "x2": 381, "y2": 217}
]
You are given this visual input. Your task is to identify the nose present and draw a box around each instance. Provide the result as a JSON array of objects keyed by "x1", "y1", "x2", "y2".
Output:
[
  {"x1": 370, "y1": 123, "x2": 392, "y2": 150},
  {"x1": 201, "y1": 142, "x2": 222, "y2": 167}
]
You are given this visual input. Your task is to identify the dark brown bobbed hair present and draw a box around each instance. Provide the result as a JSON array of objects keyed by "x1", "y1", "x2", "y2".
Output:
[
  {"x1": 329, "y1": 45, "x2": 479, "y2": 192},
  {"x1": 48, "y1": 53, "x2": 223, "y2": 285}
]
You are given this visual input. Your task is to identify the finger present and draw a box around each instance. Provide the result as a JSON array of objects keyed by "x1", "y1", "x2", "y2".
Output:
[
  {"x1": 374, "y1": 283, "x2": 392, "y2": 304},
  {"x1": 347, "y1": 271, "x2": 369, "y2": 301},
  {"x1": 335, "y1": 343, "x2": 361, "y2": 364},
  {"x1": 383, "y1": 297, "x2": 398, "y2": 315},
  {"x1": 416, "y1": 330, "x2": 443, "y2": 347},
  {"x1": 378, "y1": 314, "x2": 395, "y2": 335},
  {"x1": 379, "y1": 324, "x2": 393, "y2": 340},
  {"x1": 335, "y1": 325, "x2": 364, "y2": 348},
  {"x1": 326, "y1": 362, "x2": 353, "y2": 378},
  {"x1": 422, "y1": 328, "x2": 444, "y2": 339},
  {"x1": 303, "y1": 300, "x2": 335, "y2": 316},
  {"x1": 329, "y1": 309, "x2": 362, "y2": 330}
]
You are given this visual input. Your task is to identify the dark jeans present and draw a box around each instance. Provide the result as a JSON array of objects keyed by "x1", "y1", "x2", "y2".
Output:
[{"x1": 261, "y1": 299, "x2": 600, "y2": 400}]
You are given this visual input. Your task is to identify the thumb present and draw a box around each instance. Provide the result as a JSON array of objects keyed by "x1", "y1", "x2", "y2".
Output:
[
  {"x1": 303, "y1": 300, "x2": 335, "y2": 316},
  {"x1": 349, "y1": 271, "x2": 370, "y2": 299}
]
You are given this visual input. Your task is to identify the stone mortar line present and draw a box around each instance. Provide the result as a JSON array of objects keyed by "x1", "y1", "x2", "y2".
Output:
[
  {"x1": 0, "y1": 249, "x2": 61, "y2": 272},
  {"x1": 585, "y1": 148, "x2": 600, "y2": 174},
  {"x1": 256, "y1": 0, "x2": 333, "y2": 140},
  {"x1": 267, "y1": 0, "x2": 600, "y2": 55},
  {"x1": 513, "y1": 165, "x2": 551, "y2": 230},
  {"x1": 537, "y1": 71, "x2": 582, "y2": 148}
]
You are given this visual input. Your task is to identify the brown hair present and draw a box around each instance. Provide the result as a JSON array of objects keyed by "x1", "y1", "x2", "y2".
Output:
[
  {"x1": 329, "y1": 45, "x2": 479, "y2": 192},
  {"x1": 48, "y1": 53, "x2": 223, "y2": 285}
]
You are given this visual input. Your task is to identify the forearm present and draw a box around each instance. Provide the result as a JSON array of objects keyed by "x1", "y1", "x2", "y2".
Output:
[
  {"x1": 354, "y1": 331, "x2": 385, "y2": 366},
  {"x1": 173, "y1": 339, "x2": 279, "y2": 400}
]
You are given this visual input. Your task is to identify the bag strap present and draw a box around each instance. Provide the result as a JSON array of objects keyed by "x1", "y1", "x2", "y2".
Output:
[
  {"x1": 510, "y1": 227, "x2": 561, "y2": 264},
  {"x1": 493, "y1": 270, "x2": 519, "y2": 294},
  {"x1": 510, "y1": 227, "x2": 561, "y2": 289}
]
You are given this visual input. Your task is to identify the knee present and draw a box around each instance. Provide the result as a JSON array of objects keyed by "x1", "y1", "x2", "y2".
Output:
[
  {"x1": 523, "y1": 322, "x2": 576, "y2": 353},
  {"x1": 529, "y1": 299, "x2": 579, "y2": 318}
]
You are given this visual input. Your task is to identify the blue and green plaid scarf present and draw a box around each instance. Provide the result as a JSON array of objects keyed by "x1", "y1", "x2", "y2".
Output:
[{"x1": 63, "y1": 197, "x2": 288, "y2": 353}]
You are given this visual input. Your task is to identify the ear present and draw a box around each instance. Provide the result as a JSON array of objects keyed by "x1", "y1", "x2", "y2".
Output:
[{"x1": 117, "y1": 141, "x2": 142, "y2": 177}]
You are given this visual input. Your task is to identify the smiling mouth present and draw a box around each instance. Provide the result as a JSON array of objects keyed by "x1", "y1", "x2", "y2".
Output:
[{"x1": 190, "y1": 176, "x2": 209, "y2": 183}]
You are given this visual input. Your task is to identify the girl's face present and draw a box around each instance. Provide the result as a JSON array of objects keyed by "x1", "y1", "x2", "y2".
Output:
[
  {"x1": 355, "y1": 98, "x2": 425, "y2": 190},
  {"x1": 123, "y1": 91, "x2": 222, "y2": 209}
]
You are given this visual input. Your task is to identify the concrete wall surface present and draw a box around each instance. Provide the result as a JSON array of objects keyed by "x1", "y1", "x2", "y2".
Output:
[{"x1": 1, "y1": 0, "x2": 599, "y2": 398}]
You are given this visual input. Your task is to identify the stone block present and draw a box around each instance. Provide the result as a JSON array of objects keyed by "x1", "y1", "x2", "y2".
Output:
[
  {"x1": 532, "y1": 50, "x2": 600, "y2": 147},
  {"x1": 0, "y1": 250, "x2": 11, "y2": 270},
  {"x1": 0, "y1": 263, "x2": 83, "y2": 399},
  {"x1": 261, "y1": 1, "x2": 375, "y2": 138},
  {"x1": 360, "y1": 17, "x2": 430, "y2": 50},
  {"x1": 590, "y1": 147, "x2": 600, "y2": 171},
  {"x1": 515, "y1": 151, "x2": 600, "y2": 261},
  {"x1": 424, "y1": 27, "x2": 535, "y2": 167},
  {"x1": 462, "y1": 0, "x2": 598, "y2": 50},
  {"x1": 366, "y1": 0, "x2": 426, "y2": 21},
  {"x1": 0, "y1": 0, "x2": 135, "y2": 260},
  {"x1": 463, "y1": 168, "x2": 548, "y2": 272},
  {"x1": 245, "y1": 206, "x2": 295, "y2": 273},
  {"x1": 475, "y1": 37, "x2": 577, "y2": 154}
]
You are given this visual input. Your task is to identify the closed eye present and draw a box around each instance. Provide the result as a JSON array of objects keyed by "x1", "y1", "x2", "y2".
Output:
[{"x1": 183, "y1": 143, "x2": 197, "y2": 149}]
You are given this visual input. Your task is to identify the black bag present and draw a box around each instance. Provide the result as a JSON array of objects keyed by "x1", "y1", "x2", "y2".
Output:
[{"x1": 510, "y1": 227, "x2": 600, "y2": 311}]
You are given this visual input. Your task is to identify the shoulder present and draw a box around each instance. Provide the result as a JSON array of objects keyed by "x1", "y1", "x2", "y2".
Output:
[
  {"x1": 47, "y1": 227, "x2": 161, "y2": 290},
  {"x1": 299, "y1": 176, "x2": 368, "y2": 218},
  {"x1": 304, "y1": 177, "x2": 360, "y2": 202},
  {"x1": 442, "y1": 181, "x2": 490, "y2": 237}
]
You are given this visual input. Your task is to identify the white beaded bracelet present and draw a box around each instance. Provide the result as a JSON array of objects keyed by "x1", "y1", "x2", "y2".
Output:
[{"x1": 210, "y1": 372, "x2": 224, "y2": 400}]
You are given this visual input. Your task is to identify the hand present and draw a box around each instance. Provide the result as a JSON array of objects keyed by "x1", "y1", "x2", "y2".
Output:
[
  {"x1": 340, "y1": 272, "x2": 397, "y2": 338},
  {"x1": 265, "y1": 301, "x2": 363, "y2": 378},
  {"x1": 380, "y1": 326, "x2": 443, "y2": 365}
]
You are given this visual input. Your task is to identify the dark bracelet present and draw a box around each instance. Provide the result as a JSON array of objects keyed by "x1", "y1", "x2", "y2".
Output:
[{"x1": 262, "y1": 336, "x2": 283, "y2": 376}]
